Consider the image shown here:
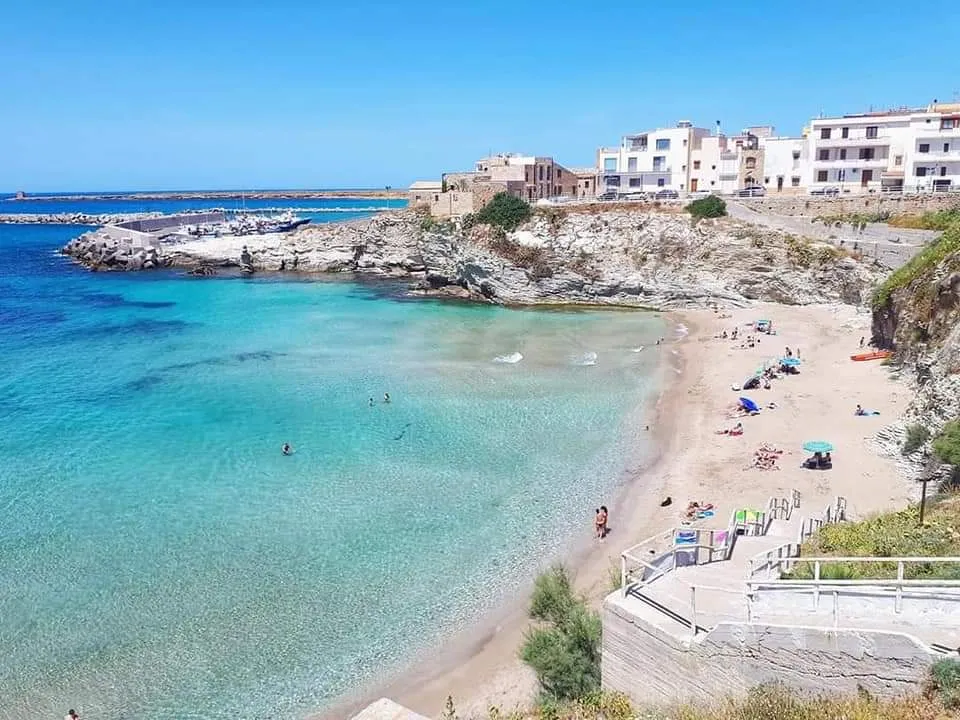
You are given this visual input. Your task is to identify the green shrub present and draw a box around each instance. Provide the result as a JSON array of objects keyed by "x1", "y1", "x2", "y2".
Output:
[
  {"x1": 903, "y1": 424, "x2": 931, "y2": 454},
  {"x1": 933, "y1": 420, "x2": 960, "y2": 466},
  {"x1": 686, "y1": 195, "x2": 727, "y2": 220},
  {"x1": 928, "y1": 658, "x2": 960, "y2": 709},
  {"x1": 872, "y1": 220, "x2": 960, "y2": 308},
  {"x1": 889, "y1": 205, "x2": 960, "y2": 230},
  {"x1": 521, "y1": 565, "x2": 601, "y2": 702},
  {"x1": 473, "y1": 193, "x2": 532, "y2": 232}
]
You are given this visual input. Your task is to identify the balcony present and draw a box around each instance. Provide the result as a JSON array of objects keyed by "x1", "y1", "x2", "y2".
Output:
[
  {"x1": 816, "y1": 135, "x2": 891, "y2": 147},
  {"x1": 914, "y1": 150, "x2": 960, "y2": 161},
  {"x1": 914, "y1": 126, "x2": 960, "y2": 139},
  {"x1": 813, "y1": 158, "x2": 888, "y2": 168}
]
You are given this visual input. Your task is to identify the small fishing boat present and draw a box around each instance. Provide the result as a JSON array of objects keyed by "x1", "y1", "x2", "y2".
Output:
[{"x1": 850, "y1": 350, "x2": 892, "y2": 362}]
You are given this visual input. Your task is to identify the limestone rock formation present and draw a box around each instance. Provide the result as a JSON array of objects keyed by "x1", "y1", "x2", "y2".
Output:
[{"x1": 63, "y1": 207, "x2": 883, "y2": 309}]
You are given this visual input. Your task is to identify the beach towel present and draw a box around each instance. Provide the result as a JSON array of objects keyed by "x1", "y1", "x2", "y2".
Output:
[{"x1": 674, "y1": 530, "x2": 697, "y2": 545}]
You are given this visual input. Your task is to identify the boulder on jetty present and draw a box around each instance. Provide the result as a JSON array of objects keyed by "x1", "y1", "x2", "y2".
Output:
[{"x1": 62, "y1": 207, "x2": 883, "y2": 309}]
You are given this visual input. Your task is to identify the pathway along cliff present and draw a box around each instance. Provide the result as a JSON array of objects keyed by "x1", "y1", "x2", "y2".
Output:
[{"x1": 62, "y1": 206, "x2": 884, "y2": 310}]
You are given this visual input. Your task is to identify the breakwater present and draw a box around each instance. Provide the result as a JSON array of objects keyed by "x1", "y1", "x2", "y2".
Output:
[{"x1": 0, "y1": 207, "x2": 401, "y2": 225}]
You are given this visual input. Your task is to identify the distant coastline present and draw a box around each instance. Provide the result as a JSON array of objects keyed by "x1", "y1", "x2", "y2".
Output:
[{"x1": 4, "y1": 189, "x2": 407, "y2": 202}]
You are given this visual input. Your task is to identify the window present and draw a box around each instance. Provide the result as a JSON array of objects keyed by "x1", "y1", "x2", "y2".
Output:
[
  {"x1": 683, "y1": 139, "x2": 687, "y2": 146},
  {"x1": 681, "y1": 164, "x2": 686, "y2": 172},
  {"x1": 547, "y1": 167, "x2": 552, "y2": 180},
  {"x1": 628, "y1": 178, "x2": 642, "y2": 187},
  {"x1": 944, "y1": 143, "x2": 950, "y2": 153},
  {"x1": 916, "y1": 167, "x2": 927, "y2": 177},
  {"x1": 693, "y1": 160, "x2": 701, "y2": 169},
  {"x1": 820, "y1": 128, "x2": 831, "y2": 139},
  {"x1": 919, "y1": 143, "x2": 930, "y2": 153},
  {"x1": 538, "y1": 166, "x2": 544, "y2": 180},
  {"x1": 866, "y1": 126, "x2": 878, "y2": 139},
  {"x1": 655, "y1": 138, "x2": 670, "y2": 150},
  {"x1": 942, "y1": 119, "x2": 958, "y2": 129},
  {"x1": 841, "y1": 127, "x2": 849, "y2": 139},
  {"x1": 710, "y1": 180, "x2": 715, "y2": 185},
  {"x1": 745, "y1": 157, "x2": 757, "y2": 169},
  {"x1": 711, "y1": 165, "x2": 716, "y2": 170},
  {"x1": 817, "y1": 149, "x2": 829, "y2": 161},
  {"x1": 859, "y1": 148, "x2": 875, "y2": 160},
  {"x1": 584, "y1": 180, "x2": 590, "y2": 189},
  {"x1": 792, "y1": 151, "x2": 801, "y2": 159},
  {"x1": 942, "y1": 167, "x2": 948, "y2": 177},
  {"x1": 603, "y1": 158, "x2": 617, "y2": 171},
  {"x1": 839, "y1": 149, "x2": 847, "y2": 160},
  {"x1": 657, "y1": 178, "x2": 666, "y2": 187},
  {"x1": 817, "y1": 170, "x2": 829, "y2": 182},
  {"x1": 895, "y1": 155, "x2": 903, "y2": 166},
  {"x1": 791, "y1": 176, "x2": 801, "y2": 187},
  {"x1": 764, "y1": 177, "x2": 770, "y2": 184},
  {"x1": 653, "y1": 155, "x2": 667, "y2": 171},
  {"x1": 525, "y1": 170, "x2": 530, "y2": 182},
  {"x1": 557, "y1": 169, "x2": 562, "y2": 179},
  {"x1": 627, "y1": 157, "x2": 638, "y2": 172}
]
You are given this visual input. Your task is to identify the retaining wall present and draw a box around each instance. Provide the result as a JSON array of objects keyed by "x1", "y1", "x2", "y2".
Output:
[
  {"x1": 602, "y1": 595, "x2": 938, "y2": 704},
  {"x1": 744, "y1": 193, "x2": 959, "y2": 218}
]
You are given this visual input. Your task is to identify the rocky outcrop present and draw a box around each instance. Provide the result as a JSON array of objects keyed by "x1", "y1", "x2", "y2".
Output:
[
  {"x1": 870, "y1": 223, "x2": 960, "y2": 484},
  {"x1": 63, "y1": 207, "x2": 883, "y2": 309},
  {"x1": 1, "y1": 212, "x2": 170, "y2": 225}
]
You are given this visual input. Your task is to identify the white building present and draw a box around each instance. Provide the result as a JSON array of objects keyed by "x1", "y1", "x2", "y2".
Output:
[
  {"x1": 760, "y1": 136, "x2": 807, "y2": 194},
  {"x1": 806, "y1": 102, "x2": 960, "y2": 193},
  {"x1": 597, "y1": 121, "x2": 711, "y2": 194}
]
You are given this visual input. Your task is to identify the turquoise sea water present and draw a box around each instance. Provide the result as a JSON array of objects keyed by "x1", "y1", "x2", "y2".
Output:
[{"x1": 0, "y1": 215, "x2": 663, "y2": 719}]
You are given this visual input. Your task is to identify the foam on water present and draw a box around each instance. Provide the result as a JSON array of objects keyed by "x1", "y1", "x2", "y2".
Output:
[
  {"x1": 493, "y1": 351, "x2": 524, "y2": 364},
  {"x1": 571, "y1": 351, "x2": 598, "y2": 366},
  {"x1": 0, "y1": 220, "x2": 664, "y2": 720}
]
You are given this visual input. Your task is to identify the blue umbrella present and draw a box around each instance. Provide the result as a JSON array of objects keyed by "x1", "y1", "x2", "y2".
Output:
[
  {"x1": 803, "y1": 440, "x2": 834, "y2": 453},
  {"x1": 780, "y1": 357, "x2": 801, "y2": 366},
  {"x1": 739, "y1": 397, "x2": 760, "y2": 413}
]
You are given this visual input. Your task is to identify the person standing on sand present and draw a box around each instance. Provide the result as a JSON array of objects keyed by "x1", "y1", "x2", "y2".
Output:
[
  {"x1": 860, "y1": 336, "x2": 865, "y2": 348},
  {"x1": 595, "y1": 506, "x2": 608, "y2": 539}
]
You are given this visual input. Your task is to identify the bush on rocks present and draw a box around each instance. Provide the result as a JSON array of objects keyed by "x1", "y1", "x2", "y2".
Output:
[{"x1": 686, "y1": 195, "x2": 727, "y2": 221}]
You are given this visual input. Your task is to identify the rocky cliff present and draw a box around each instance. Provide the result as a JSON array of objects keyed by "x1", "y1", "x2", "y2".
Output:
[
  {"x1": 870, "y1": 222, "x2": 960, "y2": 485},
  {"x1": 62, "y1": 207, "x2": 883, "y2": 310}
]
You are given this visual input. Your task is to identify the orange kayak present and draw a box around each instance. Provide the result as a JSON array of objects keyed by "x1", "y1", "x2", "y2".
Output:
[{"x1": 850, "y1": 350, "x2": 892, "y2": 362}]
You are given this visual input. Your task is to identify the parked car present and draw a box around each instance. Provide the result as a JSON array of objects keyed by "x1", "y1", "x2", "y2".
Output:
[
  {"x1": 617, "y1": 191, "x2": 648, "y2": 201},
  {"x1": 654, "y1": 189, "x2": 680, "y2": 199},
  {"x1": 809, "y1": 186, "x2": 840, "y2": 196},
  {"x1": 597, "y1": 191, "x2": 617, "y2": 201},
  {"x1": 737, "y1": 185, "x2": 766, "y2": 198}
]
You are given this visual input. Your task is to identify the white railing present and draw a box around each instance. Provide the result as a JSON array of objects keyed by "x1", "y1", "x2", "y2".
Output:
[
  {"x1": 621, "y1": 527, "x2": 731, "y2": 595},
  {"x1": 748, "y1": 556, "x2": 960, "y2": 615},
  {"x1": 648, "y1": 581, "x2": 752, "y2": 636},
  {"x1": 747, "y1": 495, "x2": 846, "y2": 580}
]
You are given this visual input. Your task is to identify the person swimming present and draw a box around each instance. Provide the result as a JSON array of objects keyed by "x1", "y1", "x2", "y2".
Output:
[
  {"x1": 368, "y1": 397, "x2": 374, "y2": 407},
  {"x1": 384, "y1": 392, "x2": 391, "y2": 404},
  {"x1": 282, "y1": 443, "x2": 293, "y2": 455}
]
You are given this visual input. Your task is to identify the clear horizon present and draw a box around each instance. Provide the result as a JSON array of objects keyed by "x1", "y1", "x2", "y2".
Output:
[{"x1": 2, "y1": 0, "x2": 959, "y2": 192}]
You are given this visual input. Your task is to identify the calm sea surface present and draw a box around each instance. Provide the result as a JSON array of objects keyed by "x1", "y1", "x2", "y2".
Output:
[{"x1": 0, "y1": 199, "x2": 663, "y2": 719}]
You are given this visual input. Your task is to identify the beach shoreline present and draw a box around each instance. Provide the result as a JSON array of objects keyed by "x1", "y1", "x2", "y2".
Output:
[
  {"x1": 315, "y1": 301, "x2": 913, "y2": 720},
  {"x1": 314, "y1": 315, "x2": 693, "y2": 720}
]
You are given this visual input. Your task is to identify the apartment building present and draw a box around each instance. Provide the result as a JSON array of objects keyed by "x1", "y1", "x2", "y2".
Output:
[
  {"x1": 597, "y1": 121, "x2": 711, "y2": 194},
  {"x1": 806, "y1": 102, "x2": 960, "y2": 193}
]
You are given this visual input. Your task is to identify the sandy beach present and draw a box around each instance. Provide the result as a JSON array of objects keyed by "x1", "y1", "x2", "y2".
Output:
[{"x1": 323, "y1": 302, "x2": 912, "y2": 719}]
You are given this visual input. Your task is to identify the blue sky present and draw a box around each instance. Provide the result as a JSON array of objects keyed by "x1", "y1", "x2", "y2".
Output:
[{"x1": 1, "y1": 0, "x2": 958, "y2": 191}]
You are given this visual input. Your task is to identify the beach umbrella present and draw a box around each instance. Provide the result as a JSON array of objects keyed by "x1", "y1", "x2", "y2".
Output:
[
  {"x1": 803, "y1": 440, "x2": 834, "y2": 453},
  {"x1": 739, "y1": 397, "x2": 760, "y2": 413},
  {"x1": 780, "y1": 357, "x2": 801, "y2": 366}
]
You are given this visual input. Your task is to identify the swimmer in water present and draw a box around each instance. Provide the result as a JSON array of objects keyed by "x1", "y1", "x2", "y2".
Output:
[
  {"x1": 368, "y1": 397, "x2": 374, "y2": 407},
  {"x1": 384, "y1": 392, "x2": 391, "y2": 404},
  {"x1": 282, "y1": 443, "x2": 292, "y2": 456}
]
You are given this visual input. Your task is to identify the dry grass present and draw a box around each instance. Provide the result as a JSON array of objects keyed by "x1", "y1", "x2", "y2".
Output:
[{"x1": 465, "y1": 684, "x2": 955, "y2": 720}]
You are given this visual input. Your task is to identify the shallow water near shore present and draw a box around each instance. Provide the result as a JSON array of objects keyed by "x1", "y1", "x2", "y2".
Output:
[{"x1": 0, "y1": 221, "x2": 663, "y2": 719}]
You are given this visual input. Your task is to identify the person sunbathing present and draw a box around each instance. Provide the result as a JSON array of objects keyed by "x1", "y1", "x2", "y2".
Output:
[{"x1": 855, "y1": 404, "x2": 866, "y2": 416}]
